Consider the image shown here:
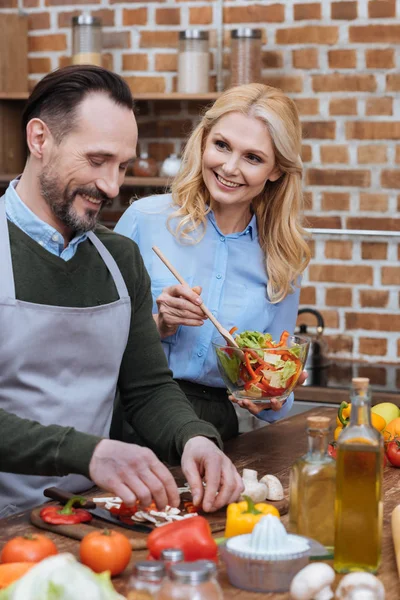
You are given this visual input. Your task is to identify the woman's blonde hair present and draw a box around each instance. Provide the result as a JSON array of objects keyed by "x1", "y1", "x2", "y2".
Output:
[{"x1": 168, "y1": 83, "x2": 311, "y2": 303}]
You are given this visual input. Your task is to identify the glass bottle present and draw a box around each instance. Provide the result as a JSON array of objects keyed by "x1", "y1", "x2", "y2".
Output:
[
  {"x1": 157, "y1": 562, "x2": 223, "y2": 600},
  {"x1": 230, "y1": 28, "x2": 262, "y2": 87},
  {"x1": 288, "y1": 415, "x2": 336, "y2": 547},
  {"x1": 72, "y1": 13, "x2": 102, "y2": 67},
  {"x1": 177, "y1": 30, "x2": 209, "y2": 94},
  {"x1": 160, "y1": 548, "x2": 184, "y2": 573},
  {"x1": 127, "y1": 561, "x2": 165, "y2": 600},
  {"x1": 334, "y1": 377, "x2": 384, "y2": 573}
]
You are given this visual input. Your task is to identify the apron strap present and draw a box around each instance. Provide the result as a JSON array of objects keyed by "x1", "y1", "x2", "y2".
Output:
[
  {"x1": 87, "y1": 231, "x2": 129, "y2": 299},
  {"x1": 0, "y1": 196, "x2": 17, "y2": 301}
]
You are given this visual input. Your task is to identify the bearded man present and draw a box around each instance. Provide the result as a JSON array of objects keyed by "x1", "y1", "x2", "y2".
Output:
[{"x1": 0, "y1": 65, "x2": 242, "y2": 518}]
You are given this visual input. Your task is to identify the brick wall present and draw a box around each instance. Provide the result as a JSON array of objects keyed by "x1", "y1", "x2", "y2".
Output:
[{"x1": 2, "y1": 0, "x2": 400, "y2": 364}]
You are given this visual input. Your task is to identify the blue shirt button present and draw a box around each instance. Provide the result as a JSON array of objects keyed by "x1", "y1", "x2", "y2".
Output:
[
  {"x1": 220, "y1": 236, "x2": 225, "y2": 242},
  {"x1": 197, "y1": 351, "x2": 204, "y2": 357},
  {"x1": 216, "y1": 274, "x2": 222, "y2": 279}
]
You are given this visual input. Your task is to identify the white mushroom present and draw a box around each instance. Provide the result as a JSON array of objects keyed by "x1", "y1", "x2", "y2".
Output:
[
  {"x1": 335, "y1": 573, "x2": 385, "y2": 600},
  {"x1": 240, "y1": 469, "x2": 268, "y2": 503},
  {"x1": 259, "y1": 474, "x2": 284, "y2": 501},
  {"x1": 290, "y1": 563, "x2": 335, "y2": 600}
]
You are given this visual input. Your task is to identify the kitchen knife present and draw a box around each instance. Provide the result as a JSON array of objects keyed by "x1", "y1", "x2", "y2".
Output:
[{"x1": 43, "y1": 487, "x2": 152, "y2": 534}]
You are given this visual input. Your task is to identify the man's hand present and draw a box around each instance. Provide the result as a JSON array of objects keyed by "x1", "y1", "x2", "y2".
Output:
[
  {"x1": 89, "y1": 439, "x2": 180, "y2": 510},
  {"x1": 229, "y1": 370, "x2": 308, "y2": 416},
  {"x1": 156, "y1": 285, "x2": 206, "y2": 338},
  {"x1": 181, "y1": 437, "x2": 243, "y2": 512}
]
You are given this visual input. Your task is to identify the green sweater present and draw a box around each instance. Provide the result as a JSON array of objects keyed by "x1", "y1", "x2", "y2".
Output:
[{"x1": 1, "y1": 221, "x2": 222, "y2": 478}]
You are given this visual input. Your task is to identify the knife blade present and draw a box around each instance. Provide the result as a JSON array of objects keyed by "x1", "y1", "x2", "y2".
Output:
[{"x1": 43, "y1": 487, "x2": 153, "y2": 534}]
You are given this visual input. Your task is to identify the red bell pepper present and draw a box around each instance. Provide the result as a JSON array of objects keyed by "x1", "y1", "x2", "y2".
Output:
[
  {"x1": 147, "y1": 516, "x2": 218, "y2": 562},
  {"x1": 40, "y1": 496, "x2": 92, "y2": 525}
]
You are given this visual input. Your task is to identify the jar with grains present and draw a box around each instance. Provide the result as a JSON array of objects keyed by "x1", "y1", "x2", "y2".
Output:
[
  {"x1": 127, "y1": 561, "x2": 165, "y2": 600},
  {"x1": 178, "y1": 30, "x2": 209, "y2": 94},
  {"x1": 72, "y1": 13, "x2": 102, "y2": 67},
  {"x1": 230, "y1": 28, "x2": 262, "y2": 87},
  {"x1": 157, "y1": 562, "x2": 223, "y2": 600}
]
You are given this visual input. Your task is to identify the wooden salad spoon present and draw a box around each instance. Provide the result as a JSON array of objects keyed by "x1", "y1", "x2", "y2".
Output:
[{"x1": 152, "y1": 245, "x2": 240, "y2": 350}]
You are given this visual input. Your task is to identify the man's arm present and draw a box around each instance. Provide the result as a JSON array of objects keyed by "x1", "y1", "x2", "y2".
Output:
[
  {"x1": 117, "y1": 243, "x2": 223, "y2": 465},
  {"x1": 0, "y1": 408, "x2": 101, "y2": 477}
]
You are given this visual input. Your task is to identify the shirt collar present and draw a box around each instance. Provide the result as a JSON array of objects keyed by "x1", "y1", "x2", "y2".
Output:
[
  {"x1": 207, "y1": 208, "x2": 257, "y2": 240},
  {"x1": 4, "y1": 178, "x2": 88, "y2": 252}
]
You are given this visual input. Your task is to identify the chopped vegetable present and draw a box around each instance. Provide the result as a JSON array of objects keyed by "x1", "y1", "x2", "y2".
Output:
[
  {"x1": 0, "y1": 553, "x2": 124, "y2": 600},
  {"x1": 147, "y1": 516, "x2": 218, "y2": 562},
  {"x1": 224, "y1": 496, "x2": 280, "y2": 538},
  {"x1": 40, "y1": 496, "x2": 92, "y2": 525}
]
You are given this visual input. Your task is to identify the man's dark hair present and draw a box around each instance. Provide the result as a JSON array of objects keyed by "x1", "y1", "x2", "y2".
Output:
[{"x1": 22, "y1": 65, "x2": 134, "y2": 146}]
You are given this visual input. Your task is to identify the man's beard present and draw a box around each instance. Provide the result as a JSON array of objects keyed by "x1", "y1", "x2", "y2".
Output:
[{"x1": 39, "y1": 166, "x2": 114, "y2": 233}]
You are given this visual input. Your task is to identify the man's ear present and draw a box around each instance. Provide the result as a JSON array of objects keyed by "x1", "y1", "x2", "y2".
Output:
[{"x1": 26, "y1": 118, "x2": 52, "y2": 159}]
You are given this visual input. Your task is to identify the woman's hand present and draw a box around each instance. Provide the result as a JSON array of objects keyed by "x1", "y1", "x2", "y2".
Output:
[
  {"x1": 155, "y1": 284, "x2": 206, "y2": 339},
  {"x1": 229, "y1": 370, "x2": 308, "y2": 416}
]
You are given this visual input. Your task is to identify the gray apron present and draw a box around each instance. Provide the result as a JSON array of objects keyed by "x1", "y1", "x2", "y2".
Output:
[{"x1": 0, "y1": 197, "x2": 131, "y2": 517}]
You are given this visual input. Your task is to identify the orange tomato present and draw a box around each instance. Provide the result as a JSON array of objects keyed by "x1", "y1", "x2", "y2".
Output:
[
  {"x1": 1, "y1": 534, "x2": 58, "y2": 564},
  {"x1": 79, "y1": 529, "x2": 132, "y2": 576},
  {"x1": 384, "y1": 417, "x2": 400, "y2": 441}
]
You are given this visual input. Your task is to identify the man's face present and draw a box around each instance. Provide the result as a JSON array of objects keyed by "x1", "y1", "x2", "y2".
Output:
[{"x1": 39, "y1": 93, "x2": 137, "y2": 233}]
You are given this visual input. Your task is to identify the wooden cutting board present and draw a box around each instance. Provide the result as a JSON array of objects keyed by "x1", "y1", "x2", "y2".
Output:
[{"x1": 30, "y1": 508, "x2": 148, "y2": 550}]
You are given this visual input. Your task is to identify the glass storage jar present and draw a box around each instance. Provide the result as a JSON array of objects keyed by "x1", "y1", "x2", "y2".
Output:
[
  {"x1": 127, "y1": 561, "x2": 165, "y2": 600},
  {"x1": 230, "y1": 28, "x2": 262, "y2": 87},
  {"x1": 157, "y1": 562, "x2": 223, "y2": 600},
  {"x1": 178, "y1": 30, "x2": 209, "y2": 94},
  {"x1": 72, "y1": 13, "x2": 102, "y2": 67}
]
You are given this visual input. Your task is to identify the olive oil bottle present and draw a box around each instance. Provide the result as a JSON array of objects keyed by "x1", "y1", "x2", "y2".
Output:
[
  {"x1": 334, "y1": 377, "x2": 383, "y2": 573},
  {"x1": 288, "y1": 416, "x2": 336, "y2": 546}
]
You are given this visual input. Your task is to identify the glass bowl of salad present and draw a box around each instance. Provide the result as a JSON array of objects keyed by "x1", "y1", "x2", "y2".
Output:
[{"x1": 214, "y1": 330, "x2": 310, "y2": 405}]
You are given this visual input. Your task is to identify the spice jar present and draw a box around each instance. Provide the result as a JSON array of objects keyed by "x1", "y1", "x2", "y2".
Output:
[
  {"x1": 157, "y1": 562, "x2": 223, "y2": 600},
  {"x1": 132, "y1": 152, "x2": 158, "y2": 177},
  {"x1": 230, "y1": 28, "x2": 262, "y2": 87},
  {"x1": 160, "y1": 548, "x2": 184, "y2": 572},
  {"x1": 160, "y1": 154, "x2": 181, "y2": 178},
  {"x1": 127, "y1": 561, "x2": 165, "y2": 600},
  {"x1": 178, "y1": 30, "x2": 209, "y2": 94},
  {"x1": 72, "y1": 13, "x2": 102, "y2": 67}
]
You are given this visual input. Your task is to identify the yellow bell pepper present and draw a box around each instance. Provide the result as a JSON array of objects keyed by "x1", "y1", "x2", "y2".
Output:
[
  {"x1": 334, "y1": 401, "x2": 386, "y2": 441},
  {"x1": 224, "y1": 496, "x2": 280, "y2": 538}
]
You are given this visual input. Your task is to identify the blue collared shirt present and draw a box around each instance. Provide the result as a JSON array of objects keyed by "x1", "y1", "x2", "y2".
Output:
[
  {"x1": 115, "y1": 194, "x2": 300, "y2": 422},
  {"x1": 4, "y1": 179, "x2": 87, "y2": 261}
]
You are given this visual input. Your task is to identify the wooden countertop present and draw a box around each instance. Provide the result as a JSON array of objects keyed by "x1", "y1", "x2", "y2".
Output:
[{"x1": 1, "y1": 407, "x2": 399, "y2": 598}]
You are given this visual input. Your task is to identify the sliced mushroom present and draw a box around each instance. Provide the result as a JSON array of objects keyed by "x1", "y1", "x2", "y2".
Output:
[{"x1": 259, "y1": 474, "x2": 284, "y2": 501}]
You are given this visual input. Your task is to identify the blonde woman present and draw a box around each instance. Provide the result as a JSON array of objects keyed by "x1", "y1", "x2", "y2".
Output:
[{"x1": 115, "y1": 84, "x2": 310, "y2": 441}]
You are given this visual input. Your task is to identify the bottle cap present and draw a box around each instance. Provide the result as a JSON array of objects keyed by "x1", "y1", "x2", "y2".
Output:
[
  {"x1": 160, "y1": 548, "x2": 184, "y2": 562},
  {"x1": 179, "y1": 29, "x2": 209, "y2": 40},
  {"x1": 72, "y1": 13, "x2": 101, "y2": 26},
  {"x1": 231, "y1": 28, "x2": 262, "y2": 39},
  {"x1": 352, "y1": 377, "x2": 370, "y2": 392},
  {"x1": 169, "y1": 562, "x2": 212, "y2": 584},
  {"x1": 133, "y1": 561, "x2": 165, "y2": 581},
  {"x1": 306, "y1": 416, "x2": 330, "y2": 430}
]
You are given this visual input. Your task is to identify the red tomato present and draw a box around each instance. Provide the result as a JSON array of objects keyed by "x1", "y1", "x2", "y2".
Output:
[
  {"x1": 1, "y1": 534, "x2": 58, "y2": 563},
  {"x1": 80, "y1": 529, "x2": 132, "y2": 576},
  {"x1": 328, "y1": 443, "x2": 337, "y2": 459},
  {"x1": 386, "y1": 440, "x2": 400, "y2": 467}
]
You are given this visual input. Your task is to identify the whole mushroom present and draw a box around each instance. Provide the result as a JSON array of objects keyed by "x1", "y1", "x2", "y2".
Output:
[
  {"x1": 240, "y1": 469, "x2": 268, "y2": 503},
  {"x1": 290, "y1": 563, "x2": 335, "y2": 600},
  {"x1": 335, "y1": 573, "x2": 385, "y2": 600}
]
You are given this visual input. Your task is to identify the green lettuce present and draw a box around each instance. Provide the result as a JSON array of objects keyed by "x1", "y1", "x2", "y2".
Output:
[
  {"x1": 216, "y1": 348, "x2": 240, "y2": 383},
  {"x1": 234, "y1": 330, "x2": 273, "y2": 349},
  {"x1": 0, "y1": 554, "x2": 125, "y2": 600}
]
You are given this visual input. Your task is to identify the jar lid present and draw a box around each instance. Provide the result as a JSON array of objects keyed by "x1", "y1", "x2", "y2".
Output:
[
  {"x1": 160, "y1": 548, "x2": 184, "y2": 562},
  {"x1": 179, "y1": 29, "x2": 209, "y2": 40},
  {"x1": 306, "y1": 416, "x2": 331, "y2": 430},
  {"x1": 134, "y1": 561, "x2": 165, "y2": 580},
  {"x1": 231, "y1": 28, "x2": 262, "y2": 39},
  {"x1": 72, "y1": 13, "x2": 101, "y2": 26},
  {"x1": 169, "y1": 562, "x2": 212, "y2": 584}
]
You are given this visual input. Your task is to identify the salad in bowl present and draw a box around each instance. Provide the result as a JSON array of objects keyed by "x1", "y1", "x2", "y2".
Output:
[{"x1": 214, "y1": 330, "x2": 310, "y2": 405}]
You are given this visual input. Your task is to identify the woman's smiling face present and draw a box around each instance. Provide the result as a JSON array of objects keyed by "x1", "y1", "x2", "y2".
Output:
[{"x1": 201, "y1": 111, "x2": 281, "y2": 210}]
